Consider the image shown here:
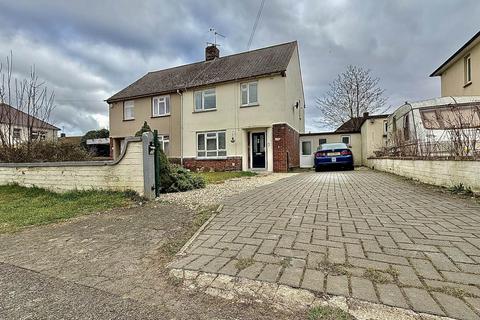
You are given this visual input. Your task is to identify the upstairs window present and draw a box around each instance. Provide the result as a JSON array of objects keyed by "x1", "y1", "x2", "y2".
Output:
[
  {"x1": 152, "y1": 95, "x2": 170, "y2": 117},
  {"x1": 195, "y1": 89, "x2": 216, "y2": 111},
  {"x1": 197, "y1": 131, "x2": 226, "y2": 158},
  {"x1": 383, "y1": 120, "x2": 388, "y2": 135},
  {"x1": 31, "y1": 130, "x2": 46, "y2": 141},
  {"x1": 241, "y1": 82, "x2": 258, "y2": 106},
  {"x1": 465, "y1": 54, "x2": 472, "y2": 85},
  {"x1": 13, "y1": 128, "x2": 21, "y2": 140},
  {"x1": 123, "y1": 100, "x2": 134, "y2": 120}
]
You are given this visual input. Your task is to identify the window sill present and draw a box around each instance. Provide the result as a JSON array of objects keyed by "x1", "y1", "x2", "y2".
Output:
[
  {"x1": 193, "y1": 109, "x2": 217, "y2": 113},
  {"x1": 151, "y1": 114, "x2": 171, "y2": 118},
  {"x1": 464, "y1": 81, "x2": 472, "y2": 88},
  {"x1": 240, "y1": 103, "x2": 259, "y2": 108},
  {"x1": 123, "y1": 118, "x2": 135, "y2": 122},
  {"x1": 195, "y1": 157, "x2": 227, "y2": 160}
]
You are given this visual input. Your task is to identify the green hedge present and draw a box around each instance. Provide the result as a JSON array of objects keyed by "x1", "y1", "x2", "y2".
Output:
[{"x1": 157, "y1": 149, "x2": 205, "y2": 193}]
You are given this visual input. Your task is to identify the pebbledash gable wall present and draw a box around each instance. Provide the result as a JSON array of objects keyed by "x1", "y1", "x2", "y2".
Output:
[
  {"x1": 368, "y1": 158, "x2": 480, "y2": 192},
  {"x1": 273, "y1": 123, "x2": 299, "y2": 172},
  {"x1": 0, "y1": 134, "x2": 155, "y2": 198},
  {"x1": 183, "y1": 156, "x2": 242, "y2": 172}
]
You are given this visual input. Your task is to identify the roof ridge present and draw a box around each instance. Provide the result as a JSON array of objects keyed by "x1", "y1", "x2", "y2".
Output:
[{"x1": 147, "y1": 40, "x2": 297, "y2": 75}]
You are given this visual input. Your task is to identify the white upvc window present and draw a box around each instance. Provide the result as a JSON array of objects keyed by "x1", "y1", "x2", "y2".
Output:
[
  {"x1": 241, "y1": 81, "x2": 258, "y2": 106},
  {"x1": 341, "y1": 135, "x2": 351, "y2": 145},
  {"x1": 152, "y1": 95, "x2": 170, "y2": 117},
  {"x1": 465, "y1": 54, "x2": 472, "y2": 84},
  {"x1": 123, "y1": 100, "x2": 135, "y2": 120},
  {"x1": 194, "y1": 88, "x2": 216, "y2": 111},
  {"x1": 159, "y1": 135, "x2": 170, "y2": 155},
  {"x1": 197, "y1": 131, "x2": 226, "y2": 158},
  {"x1": 13, "y1": 128, "x2": 21, "y2": 140},
  {"x1": 383, "y1": 120, "x2": 388, "y2": 135}
]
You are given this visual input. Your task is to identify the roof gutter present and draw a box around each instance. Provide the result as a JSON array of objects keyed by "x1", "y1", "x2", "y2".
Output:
[{"x1": 430, "y1": 30, "x2": 480, "y2": 77}]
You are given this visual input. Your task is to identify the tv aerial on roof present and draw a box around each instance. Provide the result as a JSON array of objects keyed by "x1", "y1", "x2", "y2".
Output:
[{"x1": 207, "y1": 28, "x2": 225, "y2": 47}]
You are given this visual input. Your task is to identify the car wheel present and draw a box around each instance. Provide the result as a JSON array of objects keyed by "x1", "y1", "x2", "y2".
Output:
[
  {"x1": 315, "y1": 166, "x2": 321, "y2": 172},
  {"x1": 348, "y1": 165, "x2": 354, "y2": 171}
]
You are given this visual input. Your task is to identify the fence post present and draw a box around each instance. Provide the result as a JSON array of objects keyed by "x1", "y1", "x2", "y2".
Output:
[
  {"x1": 142, "y1": 132, "x2": 155, "y2": 199},
  {"x1": 153, "y1": 130, "x2": 161, "y2": 197}
]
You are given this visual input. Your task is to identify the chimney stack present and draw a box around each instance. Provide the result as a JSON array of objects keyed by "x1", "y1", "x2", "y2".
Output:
[{"x1": 205, "y1": 45, "x2": 220, "y2": 61}]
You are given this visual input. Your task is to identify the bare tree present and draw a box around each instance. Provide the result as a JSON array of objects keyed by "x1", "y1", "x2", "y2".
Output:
[
  {"x1": 0, "y1": 52, "x2": 55, "y2": 159},
  {"x1": 316, "y1": 65, "x2": 387, "y2": 129}
]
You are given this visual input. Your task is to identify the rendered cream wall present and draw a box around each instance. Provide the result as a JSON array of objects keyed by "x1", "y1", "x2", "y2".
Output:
[
  {"x1": 109, "y1": 94, "x2": 182, "y2": 157},
  {"x1": 369, "y1": 158, "x2": 480, "y2": 192},
  {"x1": 0, "y1": 140, "x2": 145, "y2": 195},
  {"x1": 361, "y1": 118, "x2": 387, "y2": 165},
  {"x1": 440, "y1": 42, "x2": 480, "y2": 96},
  {"x1": 181, "y1": 74, "x2": 288, "y2": 171},
  {"x1": 0, "y1": 124, "x2": 57, "y2": 143},
  {"x1": 285, "y1": 46, "x2": 306, "y2": 133}
]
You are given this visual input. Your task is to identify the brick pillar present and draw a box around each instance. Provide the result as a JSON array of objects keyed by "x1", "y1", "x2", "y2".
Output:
[{"x1": 272, "y1": 123, "x2": 300, "y2": 172}]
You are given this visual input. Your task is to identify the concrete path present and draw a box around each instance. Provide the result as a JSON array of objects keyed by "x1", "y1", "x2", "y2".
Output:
[{"x1": 170, "y1": 169, "x2": 480, "y2": 319}]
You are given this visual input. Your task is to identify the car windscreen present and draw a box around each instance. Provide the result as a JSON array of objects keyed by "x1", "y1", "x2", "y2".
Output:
[{"x1": 318, "y1": 143, "x2": 348, "y2": 150}]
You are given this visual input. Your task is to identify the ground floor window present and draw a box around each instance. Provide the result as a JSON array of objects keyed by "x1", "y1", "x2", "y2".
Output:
[
  {"x1": 159, "y1": 135, "x2": 170, "y2": 155},
  {"x1": 341, "y1": 135, "x2": 350, "y2": 145},
  {"x1": 197, "y1": 131, "x2": 226, "y2": 158},
  {"x1": 319, "y1": 138, "x2": 327, "y2": 146},
  {"x1": 301, "y1": 141, "x2": 312, "y2": 155}
]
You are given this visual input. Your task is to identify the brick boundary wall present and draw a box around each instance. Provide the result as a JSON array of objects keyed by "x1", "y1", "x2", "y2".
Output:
[
  {"x1": 0, "y1": 134, "x2": 155, "y2": 198},
  {"x1": 368, "y1": 158, "x2": 480, "y2": 192},
  {"x1": 273, "y1": 123, "x2": 300, "y2": 172},
  {"x1": 183, "y1": 157, "x2": 242, "y2": 172}
]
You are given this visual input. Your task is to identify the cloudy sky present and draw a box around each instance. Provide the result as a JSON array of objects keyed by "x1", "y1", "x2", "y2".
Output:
[{"x1": 0, "y1": 0, "x2": 478, "y2": 134}]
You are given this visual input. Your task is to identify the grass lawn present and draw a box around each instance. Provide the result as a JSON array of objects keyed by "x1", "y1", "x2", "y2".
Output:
[
  {"x1": 0, "y1": 184, "x2": 135, "y2": 233},
  {"x1": 195, "y1": 171, "x2": 257, "y2": 184}
]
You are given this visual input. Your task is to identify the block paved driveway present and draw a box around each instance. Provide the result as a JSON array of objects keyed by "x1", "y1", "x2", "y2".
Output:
[{"x1": 171, "y1": 169, "x2": 480, "y2": 319}]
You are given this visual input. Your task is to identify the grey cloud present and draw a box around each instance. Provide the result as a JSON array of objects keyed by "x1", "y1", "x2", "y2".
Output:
[{"x1": 0, "y1": 0, "x2": 478, "y2": 134}]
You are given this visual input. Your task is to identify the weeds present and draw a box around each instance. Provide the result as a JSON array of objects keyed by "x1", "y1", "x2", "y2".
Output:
[
  {"x1": 235, "y1": 257, "x2": 255, "y2": 270},
  {"x1": 363, "y1": 268, "x2": 391, "y2": 284},
  {"x1": 308, "y1": 305, "x2": 353, "y2": 320}
]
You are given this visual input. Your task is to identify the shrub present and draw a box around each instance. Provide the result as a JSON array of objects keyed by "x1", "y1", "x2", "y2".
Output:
[
  {"x1": 0, "y1": 141, "x2": 91, "y2": 163},
  {"x1": 135, "y1": 121, "x2": 152, "y2": 137},
  {"x1": 157, "y1": 149, "x2": 205, "y2": 193}
]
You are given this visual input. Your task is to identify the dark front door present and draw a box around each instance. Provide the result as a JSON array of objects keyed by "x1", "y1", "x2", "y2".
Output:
[{"x1": 251, "y1": 132, "x2": 266, "y2": 169}]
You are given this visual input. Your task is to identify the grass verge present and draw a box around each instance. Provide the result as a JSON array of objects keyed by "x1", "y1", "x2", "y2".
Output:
[
  {"x1": 195, "y1": 171, "x2": 257, "y2": 184},
  {"x1": 159, "y1": 205, "x2": 217, "y2": 259},
  {"x1": 0, "y1": 184, "x2": 137, "y2": 233}
]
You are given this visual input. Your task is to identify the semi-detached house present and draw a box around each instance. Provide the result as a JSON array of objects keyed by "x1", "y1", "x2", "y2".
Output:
[{"x1": 107, "y1": 41, "x2": 305, "y2": 172}]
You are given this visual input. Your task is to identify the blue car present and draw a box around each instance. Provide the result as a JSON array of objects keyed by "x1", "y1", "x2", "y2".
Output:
[{"x1": 314, "y1": 143, "x2": 354, "y2": 171}]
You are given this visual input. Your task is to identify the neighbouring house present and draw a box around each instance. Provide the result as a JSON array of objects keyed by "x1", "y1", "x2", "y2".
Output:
[
  {"x1": 0, "y1": 103, "x2": 59, "y2": 145},
  {"x1": 107, "y1": 41, "x2": 305, "y2": 172},
  {"x1": 430, "y1": 30, "x2": 480, "y2": 96},
  {"x1": 299, "y1": 112, "x2": 389, "y2": 167}
]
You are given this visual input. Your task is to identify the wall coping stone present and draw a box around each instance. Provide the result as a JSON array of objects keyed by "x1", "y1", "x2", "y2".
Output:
[{"x1": 0, "y1": 136, "x2": 142, "y2": 168}]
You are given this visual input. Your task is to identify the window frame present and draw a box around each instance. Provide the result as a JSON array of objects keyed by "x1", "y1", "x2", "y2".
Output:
[
  {"x1": 240, "y1": 81, "x2": 259, "y2": 107},
  {"x1": 152, "y1": 95, "x2": 170, "y2": 117},
  {"x1": 301, "y1": 141, "x2": 312, "y2": 156},
  {"x1": 123, "y1": 100, "x2": 135, "y2": 121},
  {"x1": 383, "y1": 120, "x2": 388, "y2": 136},
  {"x1": 194, "y1": 88, "x2": 217, "y2": 112},
  {"x1": 196, "y1": 130, "x2": 226, "y2": 159},
  {"x1": 341, "y1": 135, "x2": 351, "y2": 145},
  {"x1": 158, "y1": 135, "x2": 170, "y2": 155},
  {"x1": 319, "y1": 138, "x2": 327, "y2": 146},
  {"x1": 465, "y1": 54, "x2": 472, "y2": 85},
  {"x1": 13, "y1": 128, "x2": 21, "y2": 140}
]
